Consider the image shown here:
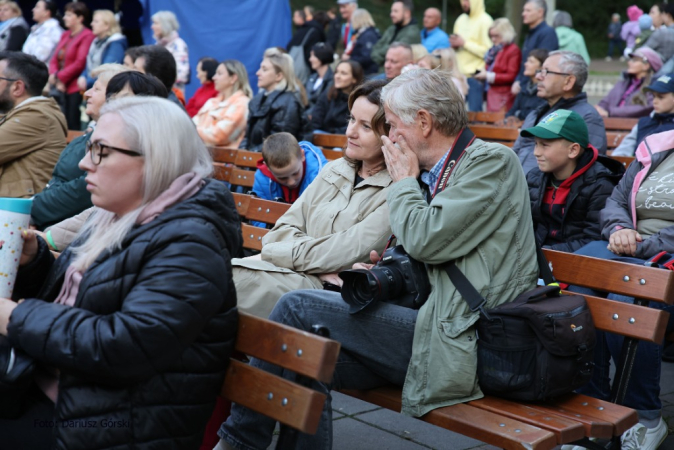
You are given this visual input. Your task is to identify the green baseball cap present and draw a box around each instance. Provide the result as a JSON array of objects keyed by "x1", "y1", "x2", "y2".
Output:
[{"x1": 520, "y1": 110, "x2": 589, "y2": 148}]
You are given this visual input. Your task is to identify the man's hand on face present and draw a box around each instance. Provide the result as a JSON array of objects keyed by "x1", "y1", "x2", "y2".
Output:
[{"x1": 381, "y1": 135, "x2": 420, "y2": 182}]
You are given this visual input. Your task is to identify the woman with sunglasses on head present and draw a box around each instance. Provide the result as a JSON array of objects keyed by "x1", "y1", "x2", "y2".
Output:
[
  {"x1": 0, "y1": 96, "x2": 241, "y2": 450},
  {"x1": 595, "y1": 46, "x2": 662, "y2": 118}
]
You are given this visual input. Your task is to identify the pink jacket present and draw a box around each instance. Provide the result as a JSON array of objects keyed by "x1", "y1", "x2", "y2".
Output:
[{"x1": 49, "y1": 28, "x2": 95, "y2": 94}]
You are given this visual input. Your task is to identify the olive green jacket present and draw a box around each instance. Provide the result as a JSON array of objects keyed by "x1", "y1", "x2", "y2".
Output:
[
  {"x1": 387, "y1": 139, "x2": 538, "y2": 417},
  {"x1": 370, "y1": 21, "x2": 422, "y2": 67}
]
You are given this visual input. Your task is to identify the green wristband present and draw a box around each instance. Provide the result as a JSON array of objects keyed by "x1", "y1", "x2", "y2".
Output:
[{"x1": 45, "y1": 230, "x2": 59, "y2": 252}]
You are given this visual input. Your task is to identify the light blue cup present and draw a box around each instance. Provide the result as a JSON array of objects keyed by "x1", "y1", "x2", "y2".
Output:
[{"x1": 0, "y1": 198, "x2": 32, "y2": 297}]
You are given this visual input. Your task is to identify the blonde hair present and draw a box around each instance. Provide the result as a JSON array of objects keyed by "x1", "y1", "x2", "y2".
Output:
[
  {"x1": 90, "y1": 63, "x2": 130, "y2": 86},
  {"x1": 351, "y1": 8, "x2": 375, "y2": 30},
  {"x1": 3, "y1": 1, "x2": 20, "y2": 17},
  {"x1": 411, "y1": 44, "x2": 429, "y2": 63},
  {"x1": 93, "y1": 10, "x2": 121, "y2": 37},
  {"x1": 70, "y1": 97, "x2": 212, "y2": 271},
  {"x1": 151, "y1": 10, "x2": 179, "y2": 38},
  {"x1": 433, "y1": 48, "x2": 468, "y2": 96},
  {"x1": 418, "y1": 54, "x2": 441, "y2": 70},
  {"x1": 263, "y1": 47, "x2": 308, "y2": 106},
  {"x1": 490, "y1": 18, "x2": 517, "y2": 45},
  {"x1": 220, "y1": 60, "x2": 253, "y2": 98}
]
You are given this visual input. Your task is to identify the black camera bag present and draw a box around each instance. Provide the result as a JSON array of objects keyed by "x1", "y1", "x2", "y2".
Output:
[{"x1": 442, "y1": 245, "x2": 595, "y2": 402}]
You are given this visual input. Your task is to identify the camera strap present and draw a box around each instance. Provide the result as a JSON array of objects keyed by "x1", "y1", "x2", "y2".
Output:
[{"x1": 433, "y1": 127, "x2": 476, "y2": 197}]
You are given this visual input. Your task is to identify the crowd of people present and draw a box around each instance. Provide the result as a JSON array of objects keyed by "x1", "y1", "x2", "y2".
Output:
[{"x1": 0, "y1": 1, "x2": 673, "y2": 450}]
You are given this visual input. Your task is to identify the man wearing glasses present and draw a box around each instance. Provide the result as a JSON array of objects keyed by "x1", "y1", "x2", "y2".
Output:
[
  {"x1": 512, "y1": 50, "x2": 608, "y2": 174},
  {"x1": 0, "y1": 51, "x2": 66, "y2": 198}
]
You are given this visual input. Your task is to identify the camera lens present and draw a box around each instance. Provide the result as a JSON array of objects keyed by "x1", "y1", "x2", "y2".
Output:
[{"x1": 339, "y1": 269, "x2": 380, "y2": 313}]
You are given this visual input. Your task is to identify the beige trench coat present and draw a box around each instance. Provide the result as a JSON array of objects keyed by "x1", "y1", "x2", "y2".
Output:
[{"x1": 234, "y1": 158, "x2": 393, "y2": 318}]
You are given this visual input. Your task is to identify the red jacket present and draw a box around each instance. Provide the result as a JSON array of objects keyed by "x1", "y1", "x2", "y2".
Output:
[
  {"x1": 489, "y1": 43, "x2": 522, "y2": 96},
  {"x1": 49, "y1": 28, "x2": 95, "y2": 94},
  {"x1": 186, "y1": 82, "x2": 218, "y2": 117}
]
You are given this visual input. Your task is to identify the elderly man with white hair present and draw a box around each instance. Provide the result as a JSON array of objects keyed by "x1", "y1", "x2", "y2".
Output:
[{"x1": 213, "y1": 68, "x2": 538, "y2": 450}]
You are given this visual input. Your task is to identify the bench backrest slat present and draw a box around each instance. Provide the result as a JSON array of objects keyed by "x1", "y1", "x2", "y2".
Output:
[
  {"x1": 609, "y1": 155, "x2": 634, "y2": 167},
  {"x1": 241, "y1": 223, "x2": 267, "y2": 251},
  {"x1": 603, "y1": 117, "x2": 638, "y2": 132},
  {"x1": 230, "y1": 168, "x2": 255, "y2": 188},
  {"x1": 234, "y1": 149, "x2": 260, "y2": 169},
  {"x1": 230, "y1": 193, "x2": 251, "y2": 216},
  {"x1": 212, "y1": 163, "x2": 232, "y2": 182},
  {"x1": 606, "y1": 131, "x2": 626, "y2": 150},
  {"x1": 211, "y1": 147, "x2": 238, "y2": 164},
  {"x1": 322, "y1": 148, "x2": 343, "y2": 161},
  {"x1": 543, "y1": 249, "x2": 674, "y2": 304},
  {"x1": 468, "y1": 111, "x2": 506, "y2": 124},
  {"x1": 313, "y1": 133, "x2": 347, "y2": 149},
  {"x1": 245, "y1": 197, "x2": 290, "y2": 224}
]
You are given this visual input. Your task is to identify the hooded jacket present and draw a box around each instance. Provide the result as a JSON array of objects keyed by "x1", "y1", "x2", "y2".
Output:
[
  {"x1": 9, "y1": 180, "x2": 242, "y2": 450},
  {"x1": 0, "y1": 96, "x2": 67, "y2": 198},
  {"x1": 555, "y1": 26, "x2": 590, "y2": 64},
  {"x1": 453, "y1": 0, "x2": 494, "y2": 75},
  {"x1": 251, "y1": 140, "x2": 327, "y2": 208},
  {"x1": 513, "y1": 93, "x2": 608, "y2": 174},
  {"x1": 370, "y1": 18, "x2": 422, "y2": 66},
  {"x1": 527, "y1": 146, "x2": 625, "y2": 253},
  {"x1": 601, "y1": 129, "x2": 674, "y2": 259},
  {"x1": 240, "y1": 87, "x2": 304, "y2": 152}
]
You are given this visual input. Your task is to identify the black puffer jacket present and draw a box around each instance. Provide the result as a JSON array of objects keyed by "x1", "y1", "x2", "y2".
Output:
[
  {"x1": 527, "y1": 148, "x2": 625, "y2": 253},
  {"x1": 9, "y1": 179, "x2": 242, "y2": 450},
  {"x1": 240, "y1": 88, "x2": 304, "y2": 152}
]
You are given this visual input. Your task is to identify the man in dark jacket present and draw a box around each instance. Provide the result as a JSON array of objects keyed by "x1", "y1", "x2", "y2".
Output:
[
  {"x1": 286, "y1": 9, "x2": 326, "y2": 67},
  {"x1": 512, "y1": 50, "x2": 607, "y2": 174},
  {"x1": 524, "y1": 109, "x2": 625, "y2": 253},
  {"x1": 512, "y1": 0, "x2": 559, "y2": 95},
  {"x1": 370, "y1": 0, "x2": 421, "y2": 67}
]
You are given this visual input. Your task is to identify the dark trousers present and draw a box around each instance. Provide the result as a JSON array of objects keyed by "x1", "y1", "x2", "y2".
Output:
[
  {"x1": 0, "y1": 384, "x2": 56, "y2": 448},
  {"x1": 62, "y1": 91, "x2": 83, "y2": 131}
]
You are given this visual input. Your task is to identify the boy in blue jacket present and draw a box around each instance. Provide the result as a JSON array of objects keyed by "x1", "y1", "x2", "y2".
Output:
[{"x1": 252, "y1": 132, "x2": 328, "y2": 226}]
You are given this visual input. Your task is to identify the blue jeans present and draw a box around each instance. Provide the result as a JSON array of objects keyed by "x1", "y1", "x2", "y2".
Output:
[
  {"x1": 607, "y1": 38, "x2": 624, "y2": 58},
  {"x1": 568, "y1": 241, "x2": 674, "y2": 422},
  {"x1": 466, "y1": 77, "x2": 484, "y2": 112},
  {"x1": 218, "y1": 290, "x2": 417, "y2": 449}
]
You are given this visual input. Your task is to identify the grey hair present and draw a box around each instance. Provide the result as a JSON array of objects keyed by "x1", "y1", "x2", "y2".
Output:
[
  {"x1": 490, "y1": 18, "x2": 517, "y2": 44},
  {"x1": 525, "y1": 0, "x2": 547, "y2": 16},
  {"x1": 382, "y1": 69, "x2": 467, "y2": 137},
  {"x1": 388, "y1": 41, "x2": 414, "y2": 64},
  {"x1": 70, "y1": 96, "x2": 212, "y2": 271},
  {"x1": 552, "y1": 10, "x2": 573, "y2": 28},
  {"x1": 549, "y1": 50, "x2": 588, "y2": 92},
  {"x1": 152, "y1": 10, "x2": 179, "y2": 37},
  {"x1": 90, "y1": 63, "x2": 130, "y2": 86}
]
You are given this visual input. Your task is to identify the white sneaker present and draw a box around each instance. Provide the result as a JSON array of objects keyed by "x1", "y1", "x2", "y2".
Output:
[
  {"x1": 605, "y1": 56, "x2": 612, "y2": 61},
  {"x1": 621, "y1": 417, "x2": 668, "y2": 450}
]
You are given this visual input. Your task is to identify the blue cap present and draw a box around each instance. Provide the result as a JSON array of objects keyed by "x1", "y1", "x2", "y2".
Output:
[{"x1": 646, "y1": 74, "x2": 674, "y2": 93}]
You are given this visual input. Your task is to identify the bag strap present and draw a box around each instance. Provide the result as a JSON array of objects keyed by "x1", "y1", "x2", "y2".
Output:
[
  {"x1": 299, "y1": 28, "x2": 315, "y2": 47},
  {"x1": 441, "y1": 239, "x2": 557, "y2": 320}
]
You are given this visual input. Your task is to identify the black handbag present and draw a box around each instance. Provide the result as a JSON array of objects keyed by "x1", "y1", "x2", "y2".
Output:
[
  {"x1": 442, "y1": 244, "x2": 596, "y2": 401},
  {"x1": 0, "y1": 334, "x2": 36, "y2": 419}
]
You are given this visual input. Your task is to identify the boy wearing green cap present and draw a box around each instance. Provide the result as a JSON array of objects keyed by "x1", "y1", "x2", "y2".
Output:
[{"x1": 524, "y1": 109, "x2": 625, "y2": 252}]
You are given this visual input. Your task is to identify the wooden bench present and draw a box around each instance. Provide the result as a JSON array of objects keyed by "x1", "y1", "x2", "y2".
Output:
[
  {"x1": 341, "y1": 250, "x2": 673, "y2": 449},
  {"x1": 220, "y1": 312, "x2": 340, "y2": 440},
  {"x1": 606, "y1": 131, "x2": 627, "y2": 151},
  {"x1": 321, "y1": 148, "x2": 343, "y2": 161},
  {"x1": 313, "y1": 133, "x2": 347, "y2": 149},
  {"x1": 234, "y1": 149, "x2": 260, "y2": 169},
  {"x1": 470, "y1": 124, "x2": 520, "y2": 148},
  {"x1": 210, "y1": 147, "x2": 238, "y2": 164},
  {"x1": 604, "y1": 117, "x2": 638, "y2": 132},
  {"x1": 468, "y1": 111, "x2": 506, "y2": 125},
  {"x1": 212, "y1": 163, "x2": 232, "y2": 182},
  {"x1": 232, "y1": 194, "x2": 291, "y2": 252}
]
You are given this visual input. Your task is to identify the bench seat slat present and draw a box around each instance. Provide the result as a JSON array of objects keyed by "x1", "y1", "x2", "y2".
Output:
[
  {"x1": 582, "y1": 294, "x2": 669, "y2": 344},
  {"x1": 540, "y1": 394, "x2": 638, "y2": 436},
  {"x1": 235, "y1": 312, "x2": 340, "y2": 382},
  {"x1": 341, "y1": 388, "x2": 557, "y2": 450},
  {"x1": 222, "y1": 359, "x2": 327, "y2": 434},
  {"x1": 469, "y1": 396, "x2": 585, "y2": 444},
  {"x1": 543, "y1": 249, "x2": 674, "y2": 304}
]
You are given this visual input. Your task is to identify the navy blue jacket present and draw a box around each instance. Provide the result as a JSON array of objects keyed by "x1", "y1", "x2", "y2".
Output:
[
  {"x1": 506, "y1": 78, "x2": 546, "y2": 120},
  {"x1": 517, "y1": 21, "x2": 559, "y2": 83},
  {"x1": 349, "y1": 27, "x2": 381, "y2": 75}
]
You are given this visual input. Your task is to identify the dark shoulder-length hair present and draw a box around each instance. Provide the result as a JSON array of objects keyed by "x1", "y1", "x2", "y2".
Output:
[
  {"x1": 343, "y1": 79, "x2": 390, "y2": 169},
  {"x1": 328, "y1": 60, "x2": 364, "y2": 101}
]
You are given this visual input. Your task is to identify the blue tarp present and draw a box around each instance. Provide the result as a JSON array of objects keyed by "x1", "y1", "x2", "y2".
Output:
[{"x1": 139, "y1": 1, "x2": 292, "y2": 99}]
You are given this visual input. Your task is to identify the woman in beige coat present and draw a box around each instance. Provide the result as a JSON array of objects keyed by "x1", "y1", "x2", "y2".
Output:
[{"x1": 234, "y1": 79, "x2": 393, "y2": 318}]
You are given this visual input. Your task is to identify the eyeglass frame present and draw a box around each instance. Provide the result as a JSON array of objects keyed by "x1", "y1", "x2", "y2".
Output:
[
  {"x1": 629, "y1": 55, "x2": 650, "y2": 65},
  {"x1": 0, "y1": 76, "x2": 17, "y2": 82},
  {"x1": 85, "y1": 139, "x2": 143, "y2": 165},
  {"x1": 535, "y1": 69, "x2": 572, "y2": 78}
]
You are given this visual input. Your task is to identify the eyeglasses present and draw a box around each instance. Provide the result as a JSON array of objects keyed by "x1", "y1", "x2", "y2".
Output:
[
  {"x1": 629, "y1": 55, "x2": 649, "y2": 64},
  {"x1": 85, "y1": 140, "x2": 143, "y2": 165},
  {"x1": 0, "y1": 76, "x2": 17, "y2": 82},
  {"x1": 535, "y1": 69, "x2": 571, "y2": 78}
]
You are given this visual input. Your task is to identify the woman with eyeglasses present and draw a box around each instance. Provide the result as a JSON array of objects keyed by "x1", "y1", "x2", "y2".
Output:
[
  {"x1": 193, "y1": 59, "x2": 253, "y2": 147},
  {"x1": 473, "y1": 18, "x2": 522, "y2": 113},
  {"x1": 0, "y1": 96, "x2": 241, "y2": 450},
  {"x1": 595, "y1": 46, "x2": 662, "y2": 118}
]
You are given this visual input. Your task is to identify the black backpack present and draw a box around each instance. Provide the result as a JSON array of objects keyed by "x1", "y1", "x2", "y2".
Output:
[{"x1": 442, "y1": 245, "x2": 595, "y2": 402}]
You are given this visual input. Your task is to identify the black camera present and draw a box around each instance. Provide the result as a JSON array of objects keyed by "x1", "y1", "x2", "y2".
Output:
[{"x1": 339, "y1": 246, "x2": 431, "y2": 314}]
